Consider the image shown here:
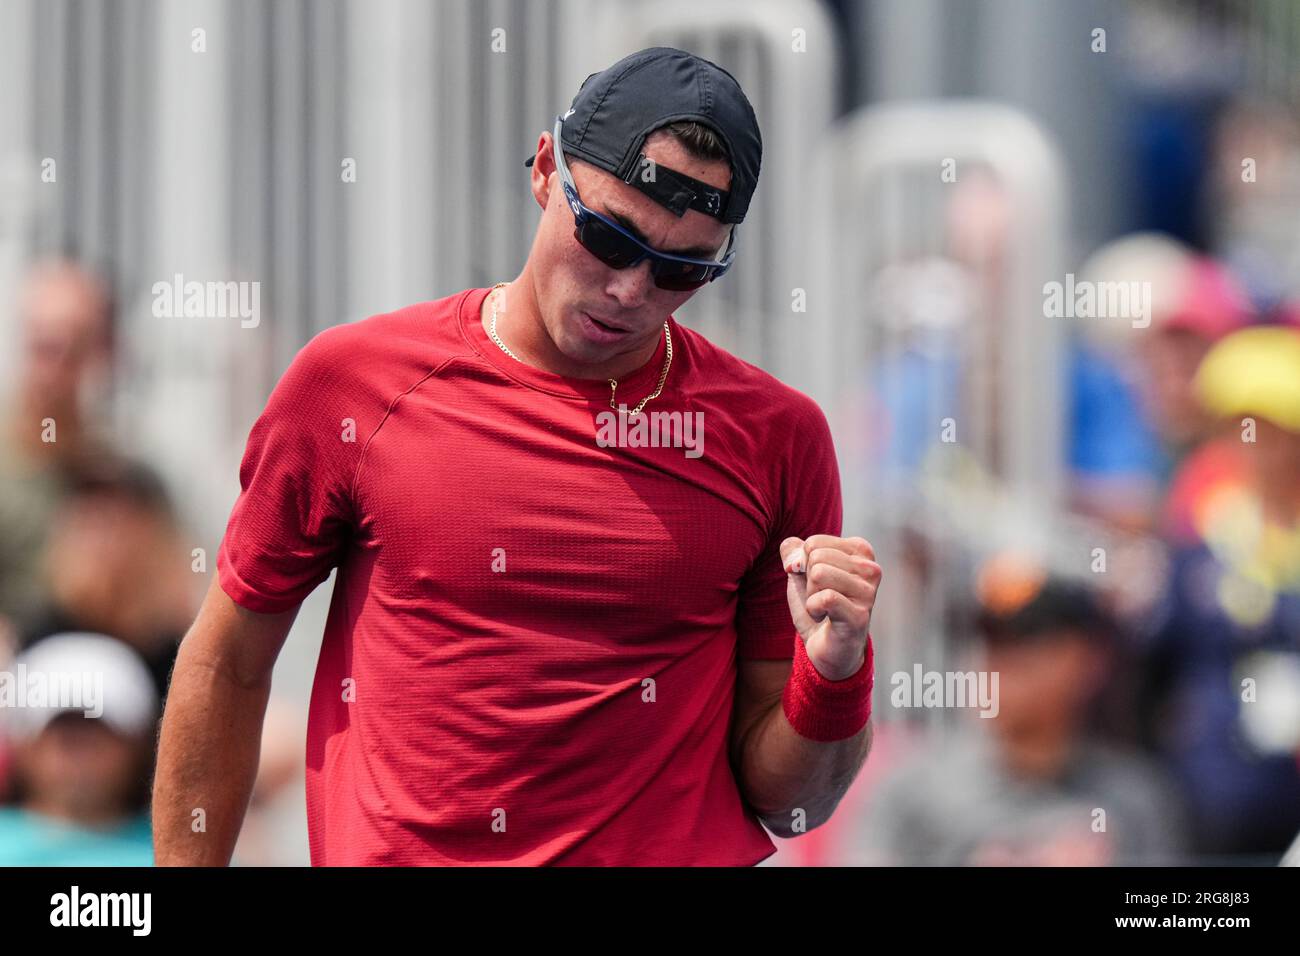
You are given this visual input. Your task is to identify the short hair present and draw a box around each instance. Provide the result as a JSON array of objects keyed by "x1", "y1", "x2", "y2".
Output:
[
  {"x1": 561, "y1": 122, "x2": 730, "y2": 174},
  {"x1": 66, "y1": 459, "x2": 176, "y2": 523},
  {"x1": 654, "y1": 120, "x2": 731, "y2": 164}
]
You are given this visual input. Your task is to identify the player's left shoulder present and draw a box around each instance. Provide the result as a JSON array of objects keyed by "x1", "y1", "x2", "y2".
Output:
[{"x1": 672, "y1": 320, "x2": 832, "y2": 435}]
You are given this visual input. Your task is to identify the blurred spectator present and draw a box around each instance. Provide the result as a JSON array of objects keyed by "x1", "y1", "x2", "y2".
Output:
[
  {"x1": 0, "y1": 633, "x2": 157, "y2": 865},
  {"x1": 1138, "y1": 255, "x2": 1252, "y2": 540},
  {"x1": 20, "y1": 465, "x2": 195, "y2": 700},
  {"x1": 853, "y1": 223, "x2": 1250, "y2": 541},
  {"x1": 1071, "y1": 236, "x2": 1249, "y2": 529},
  {"x1": 843, "y1": 554, "x2": 1186, "y2": 865},
  {"x1": 1210, "y1": 98, "x2": 1300, "y2": 314},
  {"x1": 1137, "y1": 257, "x2": 1251, "y2": 455},
  {"x1": 853, "y1": 256, "x2": 976, "y2": 487},
  {"x1": 1137, "y1": 325, "x2": 1300, "y2": 859},
  {"x1": 0, "y1": 260, "x2": 119, "y2": 635},
  {"x1": 1161, "y1": 432, "x2": 1250, "y2": 547}
]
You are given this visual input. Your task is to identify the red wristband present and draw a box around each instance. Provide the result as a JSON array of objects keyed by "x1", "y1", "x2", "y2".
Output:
[{"x1": 781, "y1": 632, "x2": 874, "y2": 742}]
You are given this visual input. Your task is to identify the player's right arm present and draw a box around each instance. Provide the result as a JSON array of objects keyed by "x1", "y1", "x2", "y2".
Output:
[
  {"x1": 153, "y1": 322, "x2": 368, "y2": 864},
  {"x1": 151, "y1": 576, "x2": 300, "y2": 866}
]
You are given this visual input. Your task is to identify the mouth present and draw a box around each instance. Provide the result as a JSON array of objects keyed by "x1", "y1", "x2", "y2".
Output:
[{"x1": 583, "y1": 312, "x2": 631, "y2": 333}]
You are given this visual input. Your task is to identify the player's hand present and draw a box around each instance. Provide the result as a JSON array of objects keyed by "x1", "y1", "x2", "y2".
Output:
[{"x1": 780, "y1": 534, "x2": 880, "y2": 681}]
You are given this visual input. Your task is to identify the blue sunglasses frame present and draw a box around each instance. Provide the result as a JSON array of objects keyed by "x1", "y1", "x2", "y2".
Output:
[{"x1": 550, "y1": 116, "x2": 737, "y2": 289}]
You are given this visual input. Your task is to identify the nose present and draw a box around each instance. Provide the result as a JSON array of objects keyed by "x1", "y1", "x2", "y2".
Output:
[{"x1": 603, "y1": 258, "x2": 654, "y2": 310}]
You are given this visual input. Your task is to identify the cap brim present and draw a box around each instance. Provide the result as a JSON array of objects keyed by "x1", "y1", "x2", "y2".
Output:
[
  {"x1": 2, "y1": 632, "x2": 160, "y2": 742},
  {"x1": 7, "y1": 705, "x2": 145, "y2": 741}
]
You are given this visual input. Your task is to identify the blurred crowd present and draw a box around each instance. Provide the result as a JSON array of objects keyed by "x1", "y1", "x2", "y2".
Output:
[
  {"x1": 791, "y1": 107, "x2": 1300, "y2": 866},
  {"x1": 0, "y1": 262, "x2": 177, "y2": 862},
  {"x1": 0, "y1": 261, "x2": 301, "y2": 864}
]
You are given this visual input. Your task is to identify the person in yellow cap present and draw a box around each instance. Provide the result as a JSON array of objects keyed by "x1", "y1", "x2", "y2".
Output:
[
  {"x1": 1192, "y1": 325, "x2": 1300, "y2": 607},
  {"x1": 1136, "y1": 324, "x2": 1300, "y2": 860}
]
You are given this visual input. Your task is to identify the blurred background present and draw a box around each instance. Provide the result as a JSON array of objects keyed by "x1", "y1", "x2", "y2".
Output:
[{"x1": 1, "y1": 0, "x2": 1298, "y2": 865}]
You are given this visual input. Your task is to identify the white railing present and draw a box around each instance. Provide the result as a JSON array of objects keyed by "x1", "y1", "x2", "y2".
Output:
[{"x1": 804, "y1": 100, "x2": 1070, "y2": 716}]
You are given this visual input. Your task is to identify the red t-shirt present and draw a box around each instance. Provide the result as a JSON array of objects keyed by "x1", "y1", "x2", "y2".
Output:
[{"x1": 217, "y1": 286, "x2": 843, "y2": 865}]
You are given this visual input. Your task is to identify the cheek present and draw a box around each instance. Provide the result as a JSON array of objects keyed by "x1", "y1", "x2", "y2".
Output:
[
  {"x1": 540, "y1": 204, "x2": 592, "y2": 279},
  {"x1": 660, "y1": 287, "x2": 697, "y2": 311}
]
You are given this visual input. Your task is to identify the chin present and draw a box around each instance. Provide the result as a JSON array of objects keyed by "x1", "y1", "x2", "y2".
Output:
[{"x1": 544, "y1": 313, "x2": 601, "y2": 363}]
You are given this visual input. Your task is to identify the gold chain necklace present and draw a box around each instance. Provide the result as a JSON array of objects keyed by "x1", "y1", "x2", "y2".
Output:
[{"x1": 487, "y1": 281, "x2": 672, "y2": 416}]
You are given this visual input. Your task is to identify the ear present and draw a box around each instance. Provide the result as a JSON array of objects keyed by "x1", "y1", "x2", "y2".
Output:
[{"x1": 530, "y1": 131, "x2": 558, "y2": 211}]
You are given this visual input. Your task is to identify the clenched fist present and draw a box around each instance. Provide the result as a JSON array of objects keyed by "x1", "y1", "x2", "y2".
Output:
[{"x1": 781, "y1": 535, "x2": 881, "y2": 681}]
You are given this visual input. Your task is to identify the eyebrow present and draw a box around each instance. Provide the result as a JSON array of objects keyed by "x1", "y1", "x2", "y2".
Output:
[{"x1": 604, "y1": 207, "x2": 726, "y2": 259}]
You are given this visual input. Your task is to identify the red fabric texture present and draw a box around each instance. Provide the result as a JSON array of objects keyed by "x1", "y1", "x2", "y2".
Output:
[{"x1": 217, "y1": 286, "x2": 843, "y2": 864}]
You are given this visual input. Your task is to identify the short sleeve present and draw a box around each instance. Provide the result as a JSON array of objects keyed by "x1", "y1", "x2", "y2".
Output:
[
  {"x1": 735, "y1": 395, "x2": 844, "y2": 659},
  {"x1": 217, "y1": 327, "x2": 364, "y2": 614}
]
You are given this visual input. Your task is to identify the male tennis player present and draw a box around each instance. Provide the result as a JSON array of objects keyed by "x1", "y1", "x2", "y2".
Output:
[{"x1": 153, "y1": 46, "x2": 881, "y2": 865}]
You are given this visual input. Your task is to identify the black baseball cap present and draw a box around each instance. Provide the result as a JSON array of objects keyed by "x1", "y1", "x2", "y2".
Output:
[
  {"x1": 970, "y1": 553, "x2": 1111, "y2": 643},
  {"x1": 524, "y1": 47, "x2": 762, "y2": 224}
]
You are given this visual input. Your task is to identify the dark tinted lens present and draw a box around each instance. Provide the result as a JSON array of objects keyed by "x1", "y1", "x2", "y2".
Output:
[
  {"x1": 576, "y1": 218, "x2": 643, "y2": 269},
  {"x1": 577, "y1": 212, "x2": 718, "y2": 290},
  {"x1": 650, "y1": 260, "x2": 713, "y2": 291}
]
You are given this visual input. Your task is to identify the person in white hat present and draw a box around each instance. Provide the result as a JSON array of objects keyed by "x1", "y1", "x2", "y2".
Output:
[{"x1": 0, "y1": 632, "x2": 158, "y2": 865}]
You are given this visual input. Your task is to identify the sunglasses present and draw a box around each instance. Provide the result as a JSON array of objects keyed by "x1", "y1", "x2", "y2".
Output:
[{"x1": 551, "y1": 116, "x2": 737, "y2": 291}]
